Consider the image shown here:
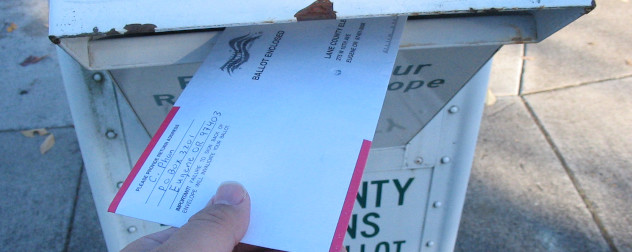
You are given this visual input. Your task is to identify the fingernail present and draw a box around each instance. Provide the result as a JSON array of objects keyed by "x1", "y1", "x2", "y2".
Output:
[{"x1": 211, "y1": 182, "x2": 247, "y2": 206}]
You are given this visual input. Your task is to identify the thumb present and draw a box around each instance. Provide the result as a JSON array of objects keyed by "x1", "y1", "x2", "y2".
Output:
[{"x1": 155, "y1": 182, "x2": 251, "y2": 252}]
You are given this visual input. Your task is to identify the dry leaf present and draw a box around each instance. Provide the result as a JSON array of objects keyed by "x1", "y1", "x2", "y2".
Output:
[
  {"x1": 40, "y1": 134, "x2": 55, "y2": 154},
  {"x1": 6, "y1": 22, "x2": 17, "y2": 32},
  {"x1": 625, "y1": 59, "x2": 632, "y2": 66},
  {"x1": 20, "y1": 55, "x2": 48, "y2": 66},
  {"x1": 21, "y1": 128, "x2": 49, "y2": 137},
  {"x1": 522, "y1": 56, "x2": 535, "y2": 61},
  {"x1": 485, "y1": 89, "x2": 497, "y2": 106}
]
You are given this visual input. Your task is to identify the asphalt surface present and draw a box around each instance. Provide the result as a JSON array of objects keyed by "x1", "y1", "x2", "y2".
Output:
[{"x1": 1, "y1": 0, "x2": 630, "y2": 251}]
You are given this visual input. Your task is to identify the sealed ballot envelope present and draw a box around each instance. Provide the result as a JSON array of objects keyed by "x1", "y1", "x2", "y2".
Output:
[{"x1": 109, "y1": 16, "x2": 406, "y2": 252}]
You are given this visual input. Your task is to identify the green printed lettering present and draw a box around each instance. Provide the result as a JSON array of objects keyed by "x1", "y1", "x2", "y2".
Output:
[
  {"x1": 393, "y1": 178, "x2": 414, "y2": 206},
  {"x1": 347, "y1": 214, "x2": 358, "y2": 239},
  {"x1": 346, "y1": 244, "x2": 365, "y2": 252},
  {"x1": 388, "y1": 82, "x2": 404, "y2": 91},
  {"x1": 154, "y1": 94, "x2": 175, "y2": 106},
  {"x1": 375, "y1": 242, "x2": 389, "y2": 252},
  {"x1": 178, "y1": 76, "x2": 192, "y2": 89},
  {"x1": 413, "y1": 64, "x2": 432, "y2": 74},
  {"x1": 361, "y1": 212, "x2": 380, "y2": 238},
  {"x1": 403, "y1": 80, "x2": 425, "y2": 92},
  {"x1": 392, "y1": 65, "x2": 412, "y2": 75},
  {"x1": 385, "y1": 118, "x2": 405, "y2": 132},
  {"x1": 356, "y1": 181, "x2": 368, "y2": 208},
  {"x1": 371, "y1": 180, "x2": 389, "y2": 207},
  {"x1": 392, "y1": 64, "x2": 432, "y2": 76},
  {"x1": 393, "y1": 241, "x2": 405, "y2": 252},
  {"x1": 428, "y1": 79, "x2": 445, "y2": 88}
]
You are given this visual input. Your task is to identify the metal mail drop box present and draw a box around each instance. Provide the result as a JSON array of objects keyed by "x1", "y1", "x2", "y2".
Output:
[{"x1": 50, "y1": 1, "x2": 595, "y2": 251}]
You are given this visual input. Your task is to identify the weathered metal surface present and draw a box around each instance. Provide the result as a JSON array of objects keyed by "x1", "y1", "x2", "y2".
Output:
[
  {"x1": 109, "y1": 45, "x2": 498, "y2": 151},
  {"x1": 373, "y1": 45, "x2": 499, "y2": 149},
  {"x1": 57, "y1": 15, "x2": 540, "y2": 70},
  {"x1": 56, "y1": 48, "x2": 167, "y2": 252},
  {"x1": 49, "y1": 0, "x2": 594, "y2": 40},
  {"x1": 102, "y1": 46, "x2": 493, "y2": 252},
  {"x1": 51, "y1": 1, "x2": 596, "y2": 251},
  {"x1": 52, "y1": 1, "x2": 595, "y2": 71}
]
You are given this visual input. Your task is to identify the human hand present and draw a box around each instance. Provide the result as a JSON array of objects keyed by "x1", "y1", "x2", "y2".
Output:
[
  {"x1": 122, "y1": 182, "x2": 346, "y2": 252},
  {"x1": 122, "y1": 182, "x2": 271, "y2": 252}
]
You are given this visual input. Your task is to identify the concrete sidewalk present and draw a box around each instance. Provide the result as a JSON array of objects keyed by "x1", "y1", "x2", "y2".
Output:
[{"x1": 1, "y1": 0, "x2": 630, "y2": 251}]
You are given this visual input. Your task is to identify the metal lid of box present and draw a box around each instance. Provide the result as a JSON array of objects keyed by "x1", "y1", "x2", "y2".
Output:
[
  {"x1": 49, "y1": 0, "x2": 595, "y2": 70},
  {"x1": 49, "y1": 0, "x2": 594, "y2": 38}
]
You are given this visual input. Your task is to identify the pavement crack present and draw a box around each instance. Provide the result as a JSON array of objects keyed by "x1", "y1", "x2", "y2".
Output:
[
  {"x1": 521, "y1": 73, "x2": 632, "y2": 96},
  {"x1": 518, "y1": 44, "x2": 527, "y2": 96},
  {"x1": 0, "y1": 124, "x2": 75, "y2": 134},
  {"x1": 63, "y1": 164, "x2": 85, "y2": 252},
  {"x1": 520, "y1": 96, "x2": 619, "y2": 252}
]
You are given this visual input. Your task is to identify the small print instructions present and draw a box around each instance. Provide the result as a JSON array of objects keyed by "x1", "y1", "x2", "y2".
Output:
[{"x1": 110, "y1": 16, "x2": 406, "y2": 252}]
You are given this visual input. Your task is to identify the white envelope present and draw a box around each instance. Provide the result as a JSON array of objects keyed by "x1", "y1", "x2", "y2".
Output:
[{"x1": 110, "y1": 16, "x2": 406, "y2": 252}]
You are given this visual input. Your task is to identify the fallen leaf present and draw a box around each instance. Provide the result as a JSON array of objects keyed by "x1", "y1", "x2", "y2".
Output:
[
  {"x1": 21, "y1": 128, "x2": 49, "y2": 137},
  {"x1": 626, "y1": 59, "x2": 632, "y2": 66},
  {"x1": 40, "y1": 134, "x2": 55, "y2": 154},
  {"x1": 6, "y1": 22, "x2": 17, "y2": 32},
  {"x1": 485, "y1": 89, "x2": 497, "y2": 106},
  {"x1": 20, "y1": 55, "x2": 48, "y2": 66},
  {"x1": 522, "y1": 56, "x2": 535, "y2": 61}
]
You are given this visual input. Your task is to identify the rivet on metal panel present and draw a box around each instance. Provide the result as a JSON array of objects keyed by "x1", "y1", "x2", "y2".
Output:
[
  {"x1": 127, "y1": 226, "x2": 137, "y2": 233},
  {"x1": 92, "y1": 72, "x2": 104, "y2": 82},
  {"x1": 105, "y1": 130, "x2": 118, "y2": 139},
  {"x1": 414, "y1": 157, "x2": 424, "y2": 165},
  {"x1": 448, "y1": 106, "x2": 460, "y2": 114},
  {"x1": 116, "y1": 181, "x2": 123, "y2": 189},
  {"x1": 433, "y1": 201, "x2": 442, "y2": 208},
  {"x1": 426, "y1": 241, "x2": 435, "y2": 247},
  {"x1": 441, "y1": 156, "x2": 451, "y2": 164}
]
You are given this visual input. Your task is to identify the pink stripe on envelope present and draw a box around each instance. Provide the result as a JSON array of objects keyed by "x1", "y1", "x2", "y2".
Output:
[
  {"x1": 108, "y1": 106, "x2": 180, "y2": 213},
  {"x1": 329, "y1": 139, "x2": 372, "y2": 252}
]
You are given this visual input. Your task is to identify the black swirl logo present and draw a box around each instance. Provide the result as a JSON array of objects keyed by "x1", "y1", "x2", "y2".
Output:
[{"x1": 220, "y1": 33, "x2": 262, "y2": 75}]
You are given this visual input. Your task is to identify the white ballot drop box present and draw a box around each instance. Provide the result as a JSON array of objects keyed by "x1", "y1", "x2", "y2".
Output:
[{"x1": 50, "y1": 1, "x2": 595, "y2": 251}]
